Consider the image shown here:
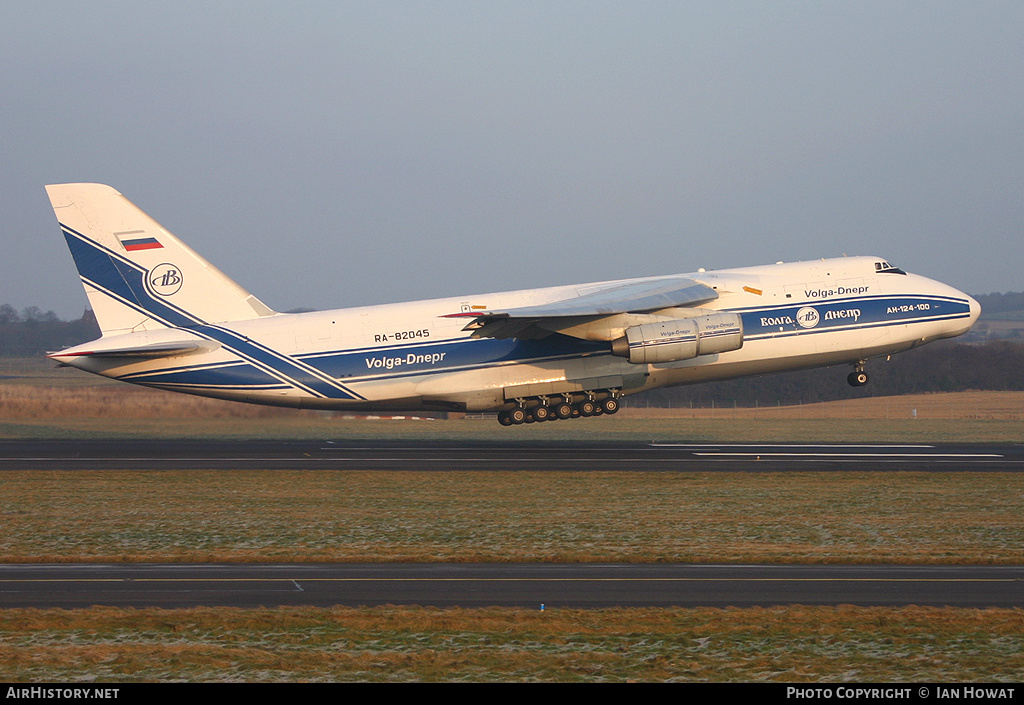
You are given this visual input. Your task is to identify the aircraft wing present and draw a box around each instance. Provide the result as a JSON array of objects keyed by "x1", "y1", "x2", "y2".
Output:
[{"x1": 445, "y1": 276, "x2": 719, "y2": 340}]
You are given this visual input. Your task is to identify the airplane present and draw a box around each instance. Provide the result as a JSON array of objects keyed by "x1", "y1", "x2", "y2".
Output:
[{"x1": 45, "y1": 183, "x2": 981, "y2": 426}]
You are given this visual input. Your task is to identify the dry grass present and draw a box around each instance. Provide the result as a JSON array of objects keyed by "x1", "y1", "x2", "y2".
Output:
[
  {"x1": 3, "y1": 383, "x2": 1023, "y2": 421},
  {"x1": 3, "y1": 353, "x2": 1023, "y2": 441},
  {"x1": 623, "y1": 391, "x2": 1024, "y2": 420},
  {"x1": 0, "y1": 470, "x2": 1019, "y2": 564},
  {"x1": 0, "y1": 384, "x2": 322, "y2": 420},
  {"x1": 2, "y1": 379, "x2": 1023, "y2": 442},
  {"x1": 0, "y1": 605, "x2": 1021, "y2": 682}
]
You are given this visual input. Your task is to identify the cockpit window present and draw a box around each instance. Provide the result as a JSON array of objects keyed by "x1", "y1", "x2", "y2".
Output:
[{"x1": 875, "y1": 261, "x2": 907, "y2": 275}]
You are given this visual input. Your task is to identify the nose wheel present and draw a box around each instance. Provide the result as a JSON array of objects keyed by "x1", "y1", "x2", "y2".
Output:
[{"x1": 847, "y1": 362, "x2": 869, "y2": 387}]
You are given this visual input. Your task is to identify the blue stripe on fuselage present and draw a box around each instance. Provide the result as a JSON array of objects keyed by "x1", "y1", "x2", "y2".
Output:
[
  {"x1": 122, "y1": 335, "x2": 610, "y2": 390},
  {"x1": 737, "y1": 295, "x2": 971, "y2": 339},
  {"x1": 299, "y1": 335, "x2": 608, "y2": 381}
]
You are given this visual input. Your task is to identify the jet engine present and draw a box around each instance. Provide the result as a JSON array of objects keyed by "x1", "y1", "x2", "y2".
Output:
[{"x1": 611, "y1": 312, "x2": 743, "y2": 364}]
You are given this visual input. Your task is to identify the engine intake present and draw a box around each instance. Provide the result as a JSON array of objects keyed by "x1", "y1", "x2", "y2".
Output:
[{"x1": 611, "y1": 312, "x2": 743, "y2": 364}]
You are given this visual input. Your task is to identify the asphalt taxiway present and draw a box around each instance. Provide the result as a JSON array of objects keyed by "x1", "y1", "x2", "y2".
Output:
[{"x1": 1, "y1": 563, "x2": 1021, "y2": 609}]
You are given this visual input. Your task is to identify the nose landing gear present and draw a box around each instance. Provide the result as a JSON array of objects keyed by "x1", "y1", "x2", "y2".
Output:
[{"x1": 847, "y1": 361, "x2": 869, "y2": 387}]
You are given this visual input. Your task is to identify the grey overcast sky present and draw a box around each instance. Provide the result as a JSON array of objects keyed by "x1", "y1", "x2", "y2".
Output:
[{"x1": 2, "y1": 1, "x2": 1021, "y2": 319}]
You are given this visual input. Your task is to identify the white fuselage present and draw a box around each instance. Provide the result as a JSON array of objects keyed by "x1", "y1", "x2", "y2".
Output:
[{"x1": 57, "y1": 256, "x2": 980, "y2": 413}]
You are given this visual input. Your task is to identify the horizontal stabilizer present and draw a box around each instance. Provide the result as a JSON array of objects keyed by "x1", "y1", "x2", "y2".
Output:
[
  {"x1": 48, "y1": 340, "x2": 208, "y2": 360},
  {"x1": 48, "y1": 329, "x2": 218, "y2": 364}
]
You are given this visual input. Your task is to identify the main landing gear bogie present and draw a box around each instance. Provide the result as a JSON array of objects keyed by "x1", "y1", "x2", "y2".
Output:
[{"x1": 497, "y1": 393, "x2": 621, "y2": 426}]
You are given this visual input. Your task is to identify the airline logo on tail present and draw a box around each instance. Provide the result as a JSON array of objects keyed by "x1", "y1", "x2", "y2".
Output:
[{"x1": 147, "y1": 264, "x2": 183, "y2": 296}]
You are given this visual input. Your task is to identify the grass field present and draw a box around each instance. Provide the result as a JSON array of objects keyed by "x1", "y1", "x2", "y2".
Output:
[
  {"x1": 3, "y1": 355, "x2": 1024, "y2": 442},
  {"x1": 1, "y1": 470, "x2": 1020, "y2": 564},
  {"x1": 1, "y1": 605, "x2": 1021, "y2": 682},
  {"x1": 2, "y1": 358, "x2": 1023, "y2": 682},
  {"x1": 2, "y1": 386, "x2": 1024, "y2": 443},
  {"x1": 3, "y1": 355, "x2": 1024, "y2": 443}
]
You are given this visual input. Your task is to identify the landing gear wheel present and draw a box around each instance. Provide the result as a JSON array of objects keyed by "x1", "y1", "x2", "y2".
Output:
[
  {"x1": 577, "y1": 400, "x2": 596, "y2": 417},
  {"x1": 554, "y1": 402, "x2": 574, "y2": 419},
  {"x1": 601, "y1": 397, "x2": 620, "y2": 415},
  {"x1": 498, "y1": 411, "x2": 514, "y2": 426},
  {"x1": 508, "y1": 407, "x2": 527, "y2": 425},
  {"x1": 847, "y1": 371, "x2": 869, "y2": 387},
  {"x1": 530, "y1": 405, "x2": 551, "y2": 422}
]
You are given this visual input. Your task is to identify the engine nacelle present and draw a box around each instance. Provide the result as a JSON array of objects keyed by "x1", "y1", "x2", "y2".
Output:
[{"x1": 611, "y1": 312, "x2": 743, "y2": 364}]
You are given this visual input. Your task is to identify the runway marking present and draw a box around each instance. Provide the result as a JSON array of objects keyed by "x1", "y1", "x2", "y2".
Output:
[
  {"x1": 16, "y1": 456, "x2": 998, "y2": 463},
  {"x1": 651, "y1": 444, "x2": 936, "y2": 448},
  {"x1": 692, "y1": 452, "x2": 1003, "y2": 458},
  {"x1": 0, "y1": 577, "x2": 1017, "y2": 583}
]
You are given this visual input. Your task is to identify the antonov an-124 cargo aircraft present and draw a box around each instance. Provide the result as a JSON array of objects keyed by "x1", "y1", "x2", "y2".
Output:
[{"x1": 46, "y1": 183, "x2": 980, "y2": 426}]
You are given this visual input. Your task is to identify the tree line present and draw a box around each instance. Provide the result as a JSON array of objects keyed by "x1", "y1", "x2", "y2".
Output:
[
  {"x1": 973, "y1": 291, "x2": 1024, "y2": 314},
  {"x1": 0, "y1": 306, "x2": 100, "y2": 357}
]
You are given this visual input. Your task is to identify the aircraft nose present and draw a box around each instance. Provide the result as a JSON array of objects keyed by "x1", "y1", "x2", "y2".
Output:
[
  {"x1": 967, "y1": 293, "x2": 981, "y2": 324},
  {"x1": 928, "y1": 278, "x2": 981, "y2": 338}
]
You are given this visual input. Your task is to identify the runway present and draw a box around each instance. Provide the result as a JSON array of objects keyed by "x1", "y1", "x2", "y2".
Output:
[
  {"x1": 2, "y1": 439, "x2": 1023, "y2": 471},
  {"x1": 1, "y1": 563, "x2": 1021, "y2": 609}
]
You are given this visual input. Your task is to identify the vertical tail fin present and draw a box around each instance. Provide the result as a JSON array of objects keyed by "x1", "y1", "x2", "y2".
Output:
[{"x1": 46, "y1": 183, "x2": 275, "y2": 336}]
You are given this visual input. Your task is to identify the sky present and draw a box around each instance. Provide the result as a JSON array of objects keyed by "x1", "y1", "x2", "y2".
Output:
[{"x1": 2, "y1": 1, "x2": 1022, "y2": 320}]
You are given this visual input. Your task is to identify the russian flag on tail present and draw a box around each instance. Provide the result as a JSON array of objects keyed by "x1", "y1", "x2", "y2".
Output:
[{"x1": 120, "y1": 236, "x2": 163, "y2": 251}]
